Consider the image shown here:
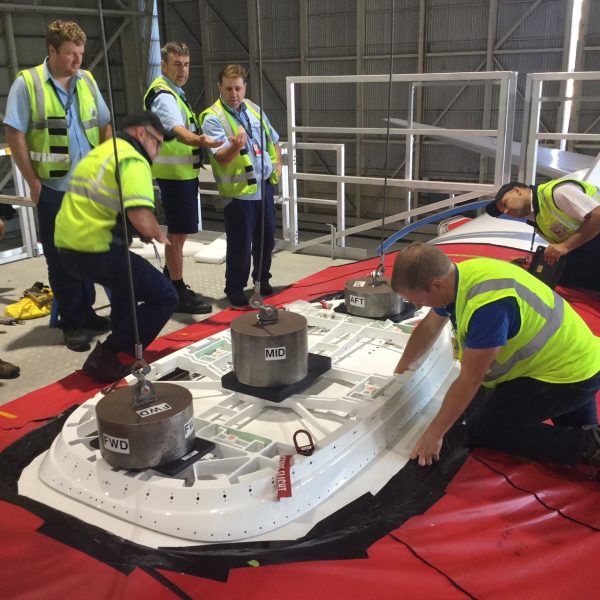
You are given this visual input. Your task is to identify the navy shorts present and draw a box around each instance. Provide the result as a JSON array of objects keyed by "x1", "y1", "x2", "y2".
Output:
[{"x1": 156, "y1": 178, "x2": 199, "y2": 234}]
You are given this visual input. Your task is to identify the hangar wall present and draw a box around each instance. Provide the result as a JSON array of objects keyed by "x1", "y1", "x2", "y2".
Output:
[{"x1": 1, "y1": 0, "x2": 597, "y2": 225}]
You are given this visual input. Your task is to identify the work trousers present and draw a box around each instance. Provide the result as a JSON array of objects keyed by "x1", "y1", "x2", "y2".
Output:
[
  {"x1": 60, "y1": 247, "x2": 178, "y2": 356},
  {"x1": 559, "y1": 234, "x2": 600, "y2": 292},
  {"x1": 465, "y1": 372, "x2": 600, "y2": 465},
  {"x1": 38, "y1": 185, "x2": 96, "y2": 328},
  {"x1": 223, "y1": 182, "x2": 275, "y2": 295}
]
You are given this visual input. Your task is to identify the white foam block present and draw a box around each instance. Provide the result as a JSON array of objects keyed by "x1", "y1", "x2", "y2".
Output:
[
  {"x1": 194, "y1": 234, "x2": 227, "y2": 264},
  {"x1": 130, "y1": 239, "x2": 209, "y2": 260}
]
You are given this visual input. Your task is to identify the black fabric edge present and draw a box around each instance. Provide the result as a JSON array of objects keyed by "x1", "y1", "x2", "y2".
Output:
[{"x1": 0, "y1": 406, "x2": 469, "y2": 584}]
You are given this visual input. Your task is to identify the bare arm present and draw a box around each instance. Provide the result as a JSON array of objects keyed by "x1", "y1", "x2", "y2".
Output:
[
  {"x1": 394, "y1": 309, "x2": 448, "y2": 374},
  {"x1": 410, "y1": 345, "x2": 500, "y2": 466},
  {"x1": 5, "y1": 125, "x2": 41, "y2": 204},
  {"x1": 545, "y1": 206, "x2": 600, "y2": 264},
  {"x1": 274, "y1": 143, "x2": 282, "y2": 179},
  {"x1": 171, "y1": 125, "x2": 222, "y2": 148},
  {"x1": 99, "y1": 123, "x2": 113, "y2": 142},
  {"x1": 213, "y1": 129, "x2": 248, "y2": 165},
  {"x1": 127, "y1": 207, "x2": 168, "y2": 245}
]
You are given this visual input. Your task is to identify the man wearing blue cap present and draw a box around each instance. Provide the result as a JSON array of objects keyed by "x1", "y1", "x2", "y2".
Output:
[{"x1": 486, "y1": 179, "x2": 600, "y2": 292}]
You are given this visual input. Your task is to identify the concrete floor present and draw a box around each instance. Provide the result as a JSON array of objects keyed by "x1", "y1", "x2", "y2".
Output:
[{"x1": 0, "y1": 236, "x2": 353, "y2": 406}]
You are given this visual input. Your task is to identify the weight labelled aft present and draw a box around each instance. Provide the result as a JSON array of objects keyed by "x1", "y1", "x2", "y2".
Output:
[{"x1": 344, "y1": 276, "x2": 404, "y2": 318}]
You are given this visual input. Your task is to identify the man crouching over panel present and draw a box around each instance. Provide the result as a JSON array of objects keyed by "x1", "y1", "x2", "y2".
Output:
[
  {"x1": 55, "y1": 112, "x2": 179, "y2": 382},
  {"x1": 391, "y1": 242, "x2": 600, "y2": 469}
]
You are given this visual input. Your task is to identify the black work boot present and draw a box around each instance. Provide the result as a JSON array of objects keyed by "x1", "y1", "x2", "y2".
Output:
[
  {"x1": 260, "y1": 281, "x2": 274, "y2": 296},
  {"x1": 227, "y1": 290, "x2": 249, "y2": 307},
  {"x1": 81, "y1": 342, "x2": 130, "y2": 382},
  {"x1": 63, "y1": 328, "x2": 91, "y2": 352},
  {"x1": 0, "y1": 359, "x2": 20, "y2": 379},
  {"x1": 175, "y1": 282, "x2": 212, "y2": 314},
  {"x1": 83, "y1": 313, "x2": 111, "y2": 333}
]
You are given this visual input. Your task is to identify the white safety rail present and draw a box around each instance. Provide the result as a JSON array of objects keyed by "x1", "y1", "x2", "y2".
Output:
[
  {"x1": 521, "y1": 71, "x2": 600, "y2": 184},
  {"x1": 0, "y1": 145, "x2": 39, "y2": 265},
  {"x1": 279, "y1": 141, "x2": 345, "y2": 250},
  {"x1": 285, "y1": 71, "x2": 517, "y2": 254},
  {"x1": 25, "y1": 301, "x2": 457, "y2": 546}
]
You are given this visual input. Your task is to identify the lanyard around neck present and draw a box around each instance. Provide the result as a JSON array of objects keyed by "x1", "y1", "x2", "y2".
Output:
[
  {"x1": 221, "y1": 100, "x2": 253, "y2": 141},
  {"x1": 48, "y1": 78, "x2": 75, "y2": 114}
]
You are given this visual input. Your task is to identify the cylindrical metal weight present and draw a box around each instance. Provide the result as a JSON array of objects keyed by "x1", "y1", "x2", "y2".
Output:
[
  {"x1": 96, "y1": 383, "x2": 195, "y2": 470},
  {"x1": 230, "y1": 311, "x2": 308, "y2": 387},
  {"x1": 344, "y1": 277, "x2": 405, "y2": 318}
]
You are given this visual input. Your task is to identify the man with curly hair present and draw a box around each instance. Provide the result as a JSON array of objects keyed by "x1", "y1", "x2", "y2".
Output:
[{"x1": 5, "y1": 20, "x2": 112, "y2": 351}]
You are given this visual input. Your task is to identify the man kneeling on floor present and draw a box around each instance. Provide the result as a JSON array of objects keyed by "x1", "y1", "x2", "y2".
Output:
[
  {"x1": 391, "y1": 242, "x2": 600, "y2": 469},
  {"x1": 55, "y1": 112, "x2": 179, "y2": 382}
]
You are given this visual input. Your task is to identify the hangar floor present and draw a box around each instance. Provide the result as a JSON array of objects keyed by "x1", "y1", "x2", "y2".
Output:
[{"x1": 0, "y1": 234, "x2": 356, "y2": 406}]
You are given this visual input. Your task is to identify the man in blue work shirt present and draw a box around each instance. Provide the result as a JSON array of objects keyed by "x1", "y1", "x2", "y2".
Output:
[
  {"x1": 391, "y1": 242, "x2": 600, "y2": 469},
  {"x1": 4, "y1": 20, "x2": 112, "y2": 351},
  {"x1": 145, "y1": 42, "x2": 221, "y2": 314},
  {"x1": 200, "y1": 64, "x2": 282, "y2": 307}
]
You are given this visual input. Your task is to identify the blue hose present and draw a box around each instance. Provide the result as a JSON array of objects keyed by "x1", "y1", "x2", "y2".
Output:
[{"x1": 376, "y1": 199, "x2": 493, "y2": 254}]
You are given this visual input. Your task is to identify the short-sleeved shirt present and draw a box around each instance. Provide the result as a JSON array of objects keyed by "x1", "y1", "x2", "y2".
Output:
[
  {"x1": 433, "y1": 267, "x2": 521, "y2": 349},
  {"x1": 552, "y1": 182, "x2": 600, "y2": 221},
  {"x1": 202, "y1": 99, "x2": 279, "y2": 201},
  {"x1": 147, "y1": 76, "x2": 187, "y2": 132},
  {"x1": 4, "y1": 59, "x2": 110, "y2": 191}
]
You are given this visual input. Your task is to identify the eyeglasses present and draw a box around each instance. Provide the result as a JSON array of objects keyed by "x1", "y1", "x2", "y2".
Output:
[{"x1": 144, "y1": 128, "x2": 163, "y2": 149}]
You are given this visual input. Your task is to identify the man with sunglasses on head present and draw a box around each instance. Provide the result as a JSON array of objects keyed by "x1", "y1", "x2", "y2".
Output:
[
  {"x1": 4, "y1": 20, "x2": 112, "y2": 352},
  {"x1": 144, "y1": 42, "x2": 221, "y2": 314},
  {"x1": 55, "y1": 112, "x2": 179, "y2": 383}
]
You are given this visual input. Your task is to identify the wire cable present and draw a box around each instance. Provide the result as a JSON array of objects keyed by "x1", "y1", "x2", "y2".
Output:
[
  {"x1": 253, "y1": 0, "x2": 267, "y2": 296},
  {"x1": 376, "y1": 0, "x2": 397, "y2": 275},
  {"x1": 97, "y1": 0, "x2": 143, "y2": 366}
]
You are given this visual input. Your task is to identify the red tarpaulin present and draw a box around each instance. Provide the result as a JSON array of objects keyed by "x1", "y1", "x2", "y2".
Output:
[{"x1": 1, "y1": 244, "x2": 599, "y2": 600}]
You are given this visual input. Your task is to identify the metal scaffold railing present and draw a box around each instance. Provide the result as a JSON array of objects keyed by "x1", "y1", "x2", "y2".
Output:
[
  {"x1": 520, "y1": 71, "x2": 600, "y2": 185},
  {"x1": 284, "y1": 71, "x2": 518, "y2": 255}
]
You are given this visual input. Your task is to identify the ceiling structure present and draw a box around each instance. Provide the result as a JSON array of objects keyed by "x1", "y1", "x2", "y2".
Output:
[{"x1": 1, "y1": 0, "x2": 598, "y2": 218}]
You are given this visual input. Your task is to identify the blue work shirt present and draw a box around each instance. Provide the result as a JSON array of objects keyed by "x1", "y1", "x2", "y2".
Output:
[
  {"x1": 147, "y1": 75, "x2": 189, "y2": 131},
  {"x1": 202, "y1": 99, "x2": 279, "y2": 201},
  {"x1": 433, "y1": 266, "x2": 521, "y2": 349},
  {"x1": 4, "y1": 58, "x2": 110, "y2": 192}
]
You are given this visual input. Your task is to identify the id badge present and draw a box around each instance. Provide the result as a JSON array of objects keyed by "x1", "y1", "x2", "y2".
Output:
[{"x1": 252, "y1": 142, "x2": 262, "y2": 156}]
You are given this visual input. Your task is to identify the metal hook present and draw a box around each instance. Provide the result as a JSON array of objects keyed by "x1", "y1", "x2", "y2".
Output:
[{"x1": 328, "y1": 223, "x2": 336, "y2": 259}]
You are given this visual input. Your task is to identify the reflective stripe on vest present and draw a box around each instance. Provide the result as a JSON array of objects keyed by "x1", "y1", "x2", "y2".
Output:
[
  {"x1": 200, "y1": 99, "x2": 279, "y2": 197},
  {"x1": 144, "y1": 76, "x2": 201, "y2": 180},
  {"x1": 243, "y1": 100, "x2": 279, "y2": 186},
  {"x1": 536, "y1": 179, "x2": 600, "y2": 243},
  {"x1": 68, "y1": 146, "x2": 154, "y2": 210},
  {"x1": 29, "y1": 151, "x2": 70, "y2": 163},
  {"x1": 56, "y1": 138, "x2": 155, "y2": 253},
  {"x1": 19, "y1": 64, "x2": 101, "y2": 179},
  {"x1": 466, "y1": 278, "x2": 565, "y2": 381},
  {"x1": 68, "y1": 179, "x2": 153, "y2": 212},
  {"x1": 153, "y1": 155, "x2": 199, "y2": 165},
  {"x1": 455, "y1": 258, "x2": 600, "y2": 387},
  {"x1": 200, "y1": 102, "x2": 256, "y2": 196}
]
